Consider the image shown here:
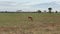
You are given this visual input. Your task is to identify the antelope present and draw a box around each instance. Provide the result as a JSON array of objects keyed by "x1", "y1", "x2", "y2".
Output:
[{"x1": 28, "y1": 16, "x2": 33, "y2": 21}]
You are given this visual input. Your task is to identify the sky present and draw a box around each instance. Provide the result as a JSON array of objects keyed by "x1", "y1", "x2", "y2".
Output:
[{"x1": 0, "y1": 0, "x2": 60, "y2": 11}]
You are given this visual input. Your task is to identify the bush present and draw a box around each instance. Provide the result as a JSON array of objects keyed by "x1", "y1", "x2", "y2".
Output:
[{"x1": 37, "y1": 10, "x2": 41, "y2": 13}]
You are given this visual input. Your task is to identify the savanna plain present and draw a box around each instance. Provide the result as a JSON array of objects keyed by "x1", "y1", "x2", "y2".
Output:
[{"x1": 0, "y1": 13, "x2": 60, "y2": 34}]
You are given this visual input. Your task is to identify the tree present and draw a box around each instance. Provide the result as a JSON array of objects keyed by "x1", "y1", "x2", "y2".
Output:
[
  {"x1": 48, "y1": 8, "x2": 52, "y2": 13},
  {"x1": 37, "y1": 10, "x2": 41, "y2": 13},
  {"x1": 55, "y1": 11, "x2": 58, "y2": 13},
  {"x1": 5, "y1": 11, "x2": 8, "y2": 13}
]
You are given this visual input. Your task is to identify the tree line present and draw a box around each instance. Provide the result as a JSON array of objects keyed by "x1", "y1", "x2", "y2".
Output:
[
  {"x1": 0, "y1": 8, "x2": 59, "y2": 13},
  {"x1": 37, "y1": 8, "x2": 58, "y2": 13}
]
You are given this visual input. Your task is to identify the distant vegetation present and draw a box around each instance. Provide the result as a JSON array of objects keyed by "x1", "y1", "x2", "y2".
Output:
[
  {"x1": 48, "y1": 8, "x2": 52, "y2": 13},
  {"x1": 0, "y1": 8, "x2": 59, "y2": 13}
]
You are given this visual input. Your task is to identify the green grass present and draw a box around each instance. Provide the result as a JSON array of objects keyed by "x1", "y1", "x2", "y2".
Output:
[
  {"x1": 0, "y1": 13, "x2": 59, "y2": 26},
  {"x1": 0, "y1": 13, "x2": 60, "y2": 34}
]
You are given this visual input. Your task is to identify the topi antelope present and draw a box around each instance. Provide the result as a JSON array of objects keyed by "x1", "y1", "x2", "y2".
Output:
[{"x1": 28, "y1": 16, "x2": 33, "y2": 21}]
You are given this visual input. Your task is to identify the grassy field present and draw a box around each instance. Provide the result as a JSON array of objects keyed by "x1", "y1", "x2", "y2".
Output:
[{"x1": 0, "y1": 13, "x2": 60, "y2": 34}]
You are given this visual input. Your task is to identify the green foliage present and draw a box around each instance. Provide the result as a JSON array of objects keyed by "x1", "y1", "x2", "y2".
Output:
[
  {"x1": 55, "y1": 11, "x2": 58, "y2": 13},
  {"x1": 37, "y1": 10, "x2": 41, "y2": 13},
  {"x1": 48, "y1": 8, "x2": 52, "y2": 13}
]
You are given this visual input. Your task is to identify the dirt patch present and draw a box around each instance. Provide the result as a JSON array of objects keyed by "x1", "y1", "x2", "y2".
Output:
[{"x1": 0, "y1": 27, "x2": 19, "y2": 31}]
